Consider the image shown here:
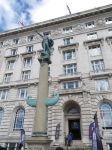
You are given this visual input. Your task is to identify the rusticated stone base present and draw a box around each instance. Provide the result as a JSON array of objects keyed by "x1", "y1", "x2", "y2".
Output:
[{"x1": 25, "y1": 137, "x2": 53, "y2": 150}]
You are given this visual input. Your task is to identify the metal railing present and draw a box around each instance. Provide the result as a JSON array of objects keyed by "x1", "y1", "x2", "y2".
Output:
[
  {"x1": 90, "y1": 68, "x2": 112, "y2": 74},
  {"x1": 59, "y1": 72, "x2": 81, "y2": 78}
]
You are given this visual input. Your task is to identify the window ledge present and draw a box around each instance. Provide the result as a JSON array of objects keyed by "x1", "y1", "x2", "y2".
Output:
[
  {"x1": 90, "y1": 68, "x2": 112, "y2": 79},
  {"x1": 58, "y1": 87, "x2": 82, "y2": 95},
  {"x1": 5, "y1": 54, "x2": 19, "y2": 59},
  {"x1": 83, "y1": 37, "x2": 104, "y2": 49},
  {"x1": 90, "y1": 90, "x2": 111, "y2": 95},
  {"x1": 58, "y1": 43, "x2": 79, "y2": 53},
  {"x1": 58, "y1": 72, "x2": 82, "y2": 81},
  {"x1": 20, "y1": 51, "x2": 36, "y2": 56}
]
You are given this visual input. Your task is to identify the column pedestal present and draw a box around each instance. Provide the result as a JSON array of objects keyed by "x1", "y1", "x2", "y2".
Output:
[{"x1": 25, "y1": 56, "x2": 52, "y2": 150}]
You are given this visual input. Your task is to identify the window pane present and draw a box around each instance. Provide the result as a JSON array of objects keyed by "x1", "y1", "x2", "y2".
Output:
[
  {"x1": 95, "y1": 80, "x2": 98, "y2": 91},
  {"x1": 0, "y1": 110, "x2": 4, "y2": 127},
  {"x1": 68, "y1": 83, "x2": 74, "y2": 89},
  {"x1": 75, "y1": 82, "x2": 78, "y2": 88},
  {"x1": 99, "y1": 80, "x2": 105, "y2": 91},
  {"x1": 63, "y1": 83, "x2": 66, "y2": 89},
  {"x1": 63, "y1": 53, "x2": 66, "y2": 60},
  {"x1": 67, "y1": 52, "x2": 72, "y2": 60},
  {"x1": 105, "y1": 79, "x2": 109, "y2": 90},
  {"x1": 73, "y1": 51, "x2": 76, "y2": 58},
  {"x1": 1, "y1": 90, "x2": 7, "y2": 99}
]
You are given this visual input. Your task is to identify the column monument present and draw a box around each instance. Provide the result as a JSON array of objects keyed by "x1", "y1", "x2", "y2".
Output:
[{"x1": 25, "y1": 28, "x2": 59, "y2": 150}]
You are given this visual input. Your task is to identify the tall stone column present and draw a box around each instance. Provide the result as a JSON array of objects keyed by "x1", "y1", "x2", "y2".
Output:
[{"x1": 25, "y1": 56, "x2": 52, "y2": 150}]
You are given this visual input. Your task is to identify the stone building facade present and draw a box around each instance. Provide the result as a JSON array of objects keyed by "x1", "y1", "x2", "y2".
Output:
[{"x1": 0, "y1": 4, "x2": 112, "y2": 150}]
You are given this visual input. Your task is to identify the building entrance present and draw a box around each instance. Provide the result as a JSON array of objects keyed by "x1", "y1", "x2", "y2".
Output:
[{"x1": 69, "y1": 119, "x2": 81, "y2": 140}]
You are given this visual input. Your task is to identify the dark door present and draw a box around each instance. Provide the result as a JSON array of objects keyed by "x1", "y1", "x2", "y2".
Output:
[{"x1": 69, "y1": 119, "x2": 81, "y2": 140}]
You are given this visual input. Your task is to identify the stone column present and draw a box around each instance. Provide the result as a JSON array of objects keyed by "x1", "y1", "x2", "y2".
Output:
[{"x1": 25, "y1": 56, "x2": 52, "y2": 150}]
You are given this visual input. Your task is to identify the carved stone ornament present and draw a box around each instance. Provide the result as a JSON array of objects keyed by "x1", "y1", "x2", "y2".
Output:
[
  {"x1": 96, "y1": 18, "x2": 106, "y2": 26},
  {"x1": 34, "y1": 34, "x2": 42, "y2": 41},
  {"x1": 51, "y1": 29, "x2": 62, "y2": 36},
  {"x1": 73, "y1": 24, "x2": 84, "y2": 31},
  {"x1": 3, "y1": 40, "x2": 12, "y2": 46},
  {"x1": 19, "y1": 36, "x2": 26, "y2": 44},
  {"x1": 102, "y1": 94, "x2": 106, "y2": 99}
]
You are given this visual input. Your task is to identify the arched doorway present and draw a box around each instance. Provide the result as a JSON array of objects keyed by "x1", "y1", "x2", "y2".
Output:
[{"x1": 63, "y1": 101, "x2": 81, "y2": 140}]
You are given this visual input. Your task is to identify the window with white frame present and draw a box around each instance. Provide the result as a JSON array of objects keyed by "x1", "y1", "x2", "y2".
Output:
[
  {"x1": 91, "y1": 60, "x2": 105, "y2": 70},
  {"x1": 13, "y1": 39, "x2": 18, "y2": 44},
  {"x1": 107, "y1": 144, "x2": 112, "y2": 150},
  {"x1": 63, "y1": 28, "x2": 72, "y2": 33},
  {"x1": 64, "y1": 38, "x2": 73, "y2": 45},
  {"x1": 28, "y1": 36, "x2": 33, "y2": 42},
  {"x1": 0, "y1": 109, "x2": 4, "y2": 127},
  {"x1": 13, "y1": 109, "x2": 25, "y2": 131},
  {"x1": 87, "y1": 33, "x2": 97, "y2": 40},
  {"x1": 18, "y1": 88, "x2": 27, "y2": 98},
  {"x1": 48, "y1": 68, "x2": 50, "y2": 76},
  {"x1": 5, "y1": 143, "x2": 19, "y2": 150},
  {"x1": 109, "y1": 29, "x2": 112, "y2": 36},
  {"x1": 106, "y1": 18, "x2": 112, "y2": 24},
  {"x1": 46, "y1": 32, "x2": 51, "y2": 37},
  {"x1": 0, "y1": 42, "x2": 3, "y2": 47},
  {"x1": 95, "y1": 79, "x2": 109, "y2": 91},
  {"x1": 63, "y1": 64, "x2": 77, "y2": 74},
  {"x1": 7, "y1": 61, "x2": 14, "y2": 69},
  {"x1": 0, "y1": 90, "x2": 8, "y2": 100},
  {"x1": 89, "y1": 46, "x2": 101, "y2": 56},
  {"x1": 63, "y1": 51, "x2": 76, "y2": 60},
  {"x1": 99, "y1": 103, "x2": 112, "y2": 129},
  {"x1": 85, "y1": 22, "x2": 94, "y2": 29},
  {"x1": 4, "y1": 74, "x2": 12, "y2": 82},
  {"x1": 22, "y1": 71, "x2": 30, "y2": 80},
  {"x1": 26, "y1": 46, "x2": 33, "y2": 52},
  {"x1": 24, "y1": 58, "x2": 32, "y2": 67},
  {"x1": 63, "y1": 81, "x2": 78, "y2": 89},
  {"x1": 11, "y1": 49, "x2": 17, "y2": 55}
]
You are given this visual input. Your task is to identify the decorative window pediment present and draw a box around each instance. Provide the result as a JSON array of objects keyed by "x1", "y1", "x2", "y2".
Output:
[
  {"x1": 20, "y1": 51, "x2": 36, "y2": 61},
  {"x1": 105, "y1": 36, "x2": 112, "y2": 45},
  {"x1": 58, "y1": 42, "x2": 79, "y2": 54},
  {"x1": 83, "y1": 38, "x2": 104, "y2": 49},
  {"x1": 5, "y1": 54, "x2": 19, "y2": 62}
]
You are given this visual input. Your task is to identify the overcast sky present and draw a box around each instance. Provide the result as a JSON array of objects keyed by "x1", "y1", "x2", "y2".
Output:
[{"x1": 0, "y1": 0, "x2": 112, "y2": 32}]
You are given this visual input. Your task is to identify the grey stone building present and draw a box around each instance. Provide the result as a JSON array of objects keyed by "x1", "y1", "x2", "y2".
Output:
[{"x1": 0, "y1": 4, "x2": 112, "y2": 150}]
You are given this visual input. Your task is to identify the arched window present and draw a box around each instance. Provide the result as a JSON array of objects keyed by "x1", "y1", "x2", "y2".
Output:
[
  {"x1": 67, "y1": 107, "x2": 80, "y2": 114},
  {"x1": 99, "y1": 103, "x2": 112, "y2": 129},
  {"x1": 0, "y1": 109, "x2": 4, "y2": 127},
  {"x1": 13, "y1": 109, "x2": 25, "y2": 131}
]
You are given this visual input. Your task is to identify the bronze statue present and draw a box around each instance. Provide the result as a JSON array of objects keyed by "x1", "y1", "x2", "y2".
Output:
[{"x1": 34, "y1": 28, "x2": 54, "y2": 57}]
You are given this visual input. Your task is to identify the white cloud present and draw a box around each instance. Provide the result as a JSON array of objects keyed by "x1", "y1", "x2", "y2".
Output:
[{"x1": 0, "y1": 0, "x2": 112, "y2": 31}]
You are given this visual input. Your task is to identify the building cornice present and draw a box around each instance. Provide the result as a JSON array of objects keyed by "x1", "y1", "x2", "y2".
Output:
[{"x1": 0, "y1": 4, "x2": 112, "y2": 38}]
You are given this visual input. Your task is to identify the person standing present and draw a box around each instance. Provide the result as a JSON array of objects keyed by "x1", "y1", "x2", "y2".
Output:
[
  {"x1": 70, "y1": 132, "x2": 73, "y2": 145},
  {"x1": 67, "y1": 133, "x2": 71, "y2": 147},
  {"x1": 64, "y1": 135, "x2": 67, "y2": 146}
]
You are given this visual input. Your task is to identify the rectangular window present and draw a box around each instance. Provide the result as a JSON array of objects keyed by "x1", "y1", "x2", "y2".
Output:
[
  {"x1": 7, "y1": 61, "x2": 14, "y2": 69},
  {"x1": 63, "y1": 51, "x2": 76, "y2": 60},
  {"x1": 28, "y1": 36, "x2": 33, "y2": 41},
  {"x1": 0, "y1": 42, "x2": 3, "y2": 47},
  {"x1": 48, "y1": 68, "x2": 50, "y2": 76},
  {"x1": 109, "y1": 30, "x2": 112, "y2": 36},
  {"x1": 63, "y1": 28, "x2": 72, "y2": 33},
  {"x1": 63, "y1": 64, "x2": 77, "y2": 74},
  {"x1": 87, "y1": 33, "x2": 97, "y2": 40},
  {"x1": 106, "y1": 18, "x2": 112, "y2": 24},
  {"x1": 64, "y1": 38, "x2": 73, "y2": 45},
  {"x1": 22, "y1": 71, "x2": 30, "y2": 80},
  {"x1": 86, "y1": 22, "x2": 94, "y2": 29},
  {"x1": 5, "y1": 143, "x2": 19, "y2": 150},
  {"x1": 46, "y1": 32, "x2": 51, "y2": 37},
  {"x1": 0, "y1": 90, "x2": 8, "y2": 100},
  {"x1": 13, "y1": 39, "x2": 18, "y2": 44},
  {"x1": 18, "y1": 88, "x2": 28, "y2": 98},
  {"x1": 24, "y1": 58, "x2": 32, "y2": 67},
  {"x1": 95, "y1": 79, "x2": 109, "y2": 91},
  {"x1": 89, "y1": 46, "x2": 101, "y2": 56},
  {"x1": 91, "y1": 60, "x2": 105, "y2": 70},
  {"x1": 11, "y1": 49, "x2": 17, "y2": 55},
  {"x1": 4, "y1": 74, "x2": 12, "y2": 82},
  {"x1": 26, "y1": 46, "x2": 33, "y2": 52},
  {"x1": 63, "y1": 81, "x2": 78, "y2": 89}
]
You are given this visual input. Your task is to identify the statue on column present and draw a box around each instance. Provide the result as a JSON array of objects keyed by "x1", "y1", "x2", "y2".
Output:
[{"x1": 34, "y1": 28, "x2": 54, "y2": 57}]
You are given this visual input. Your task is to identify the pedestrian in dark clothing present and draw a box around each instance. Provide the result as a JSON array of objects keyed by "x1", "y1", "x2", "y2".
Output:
[
  {"x1": 67, "y1": 133, "x2": 71, "y2": 147},
  {"x1": 56, "y1": 147, "x2": 63, "y2": 150}
]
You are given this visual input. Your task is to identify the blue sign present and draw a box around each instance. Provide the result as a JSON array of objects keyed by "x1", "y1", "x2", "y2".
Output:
[
  {"x1": 21, "y1": 129, "x2": 25, "y2": 149},
  {"x1": 72, "y1": 121, "x2": 79, "y2": 129},
  {"x1": 89, "y1": 123, "x2": 94, "y2": 140},
  {"x1": 55, "y1": 124, "x2": 60, "y2": 139}
]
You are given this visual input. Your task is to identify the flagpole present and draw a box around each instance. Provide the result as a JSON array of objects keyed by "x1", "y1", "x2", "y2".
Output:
[{"x1": 66, "y1": 2, "x2": 68, "y2": 15}]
